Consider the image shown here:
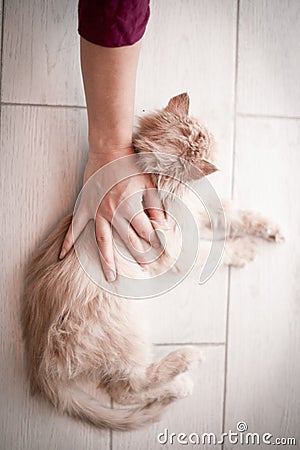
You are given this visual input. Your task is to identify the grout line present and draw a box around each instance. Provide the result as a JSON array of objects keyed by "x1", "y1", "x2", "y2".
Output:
[
  {"x1": 237, "y1": 112, "x2": 300, "y2": 121},
  {"x1": 222, "y1": 270, "x2": 232, "y2": 445},
  {"x1": 1, "y1": 101, "x2": 86, "y2": 109},
  {"x1": 230, "y1": 1, "x2": 240, "y2": 201},
  {"x1": 0, "y1": 0, "x2": 4, "y2": 92},
  {"x1": 110, "y1": 395, "x2": 113, "y2": 450},
  {"x1": 154, "y1": 342, "x2": 224, "y2": 347},
  {"x1": 0, "y1": 0, "x2": 5, "y2": 129},
  {"x1": 222, "y1": 0, "x2": 240, "y2": 447},
  {"x1": 1, "y1": 103, "x2": 299, "y2": 122}
]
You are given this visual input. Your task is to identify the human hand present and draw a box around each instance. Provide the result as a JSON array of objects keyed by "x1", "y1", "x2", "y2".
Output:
[{"x1": 59, "y1": 149, "x2": 167, "y2": 282}]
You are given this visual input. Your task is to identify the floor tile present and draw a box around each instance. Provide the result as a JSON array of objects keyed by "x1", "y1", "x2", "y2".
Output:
[
  {"x1": 1, "y1": 0, "x2": 84, "y2": 105},
  {"x1": 237, "y1": 0, "x2": 300, "y2": 117},
  {"x1": 224, "y1": 117, "x2": 300, "y2": 447}
]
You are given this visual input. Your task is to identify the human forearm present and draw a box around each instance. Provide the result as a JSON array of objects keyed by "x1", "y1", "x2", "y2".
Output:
[{"x1": 80, "y1": 37, "x2": 141, "y2": 161}]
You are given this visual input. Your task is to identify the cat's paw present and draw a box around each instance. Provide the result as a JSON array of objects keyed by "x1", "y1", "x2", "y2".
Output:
[
  {"x1": 251, "y1": 215, "x2": 284, "y2": 243},
  {"x1": 224, "y1": 237, "x2": 256, "y2": 268},
  {"x1": 180, "y1": 346, "x2": 203, "y2": 370},
  {"x1": 235, "y1": 240, "x2": 256, "y2": 267},
  {"x1": 164, "y1": 346, "x2": 202, "y2": 377},
  {"x1": 170, "y1": 373, "x2": 194, "y2": 399},
  {"x1": 264, "y1": 223, "x2": 285, "y2": 243}
]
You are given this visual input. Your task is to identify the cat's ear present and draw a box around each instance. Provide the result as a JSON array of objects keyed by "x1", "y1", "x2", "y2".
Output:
[
  {"x1": 165, "y1": 92, "x2": 190, "y2": 115},
  {"x1": 189, "y1": 159, "x2": 218, "y2": 179},
  {"x1": 200, "y1": 159, "x2": 218, "y2": 176},
  {"x1": 200, "y1": 159, "x2": 219, "y2": 176}
]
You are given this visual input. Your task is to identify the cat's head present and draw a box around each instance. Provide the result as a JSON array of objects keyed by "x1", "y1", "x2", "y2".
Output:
[{"x1": 133, "y1": 92, "x2": 218, "y2": 193}]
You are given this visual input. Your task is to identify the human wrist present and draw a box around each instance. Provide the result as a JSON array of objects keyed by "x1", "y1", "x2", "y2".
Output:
[
  {"x1": 88, "y1": 141, "x2": 135, "y2": 164},
  {"x1": 84, "y1": 143, "x2": 136, "y2": 184},
  {"x1": 89, "y1": 132, "x2": 134, "y2": 152}
]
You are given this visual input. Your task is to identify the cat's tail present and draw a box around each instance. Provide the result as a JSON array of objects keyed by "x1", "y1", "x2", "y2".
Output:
[{"x1": 54, "y1": 383, "x2": 169, "y2": 431}]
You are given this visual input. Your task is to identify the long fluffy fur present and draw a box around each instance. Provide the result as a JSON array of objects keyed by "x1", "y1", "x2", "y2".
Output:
[{"x1": 21, "y1": 93, "x2": 283, "y2": 431}]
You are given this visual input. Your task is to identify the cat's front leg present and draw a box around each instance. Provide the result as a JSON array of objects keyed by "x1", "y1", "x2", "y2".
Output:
[
  {"x1": 210, "y1": 200, "x2": 284, "y2": 242},
  {"x1": 223, "y1": 237, "x2": 257, "y2": 267},
  {"x1": 228, "y1": 209, "x2": 284, "y2": 242}
]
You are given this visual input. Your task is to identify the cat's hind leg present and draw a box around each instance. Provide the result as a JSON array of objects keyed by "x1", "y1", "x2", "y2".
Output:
[
  {"x1": 108, "y1": 372, "x2": 194, "y2": 406},
  {"x1": 145, "y1": 346, "x2": 202, "y2": 384},
  {"x1": 106, "y1": 346, "x2": 202, "y2": 406}
]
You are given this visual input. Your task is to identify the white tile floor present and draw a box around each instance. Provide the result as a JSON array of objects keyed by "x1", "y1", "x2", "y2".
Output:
[{"x1": 0, "y1": 1, "x2": 299, "y2": 449}]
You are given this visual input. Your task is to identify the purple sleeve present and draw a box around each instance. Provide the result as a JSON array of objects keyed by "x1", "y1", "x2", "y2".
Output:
[{"x1": 78, "y1": 0, "x2": 150, "y2": 48}]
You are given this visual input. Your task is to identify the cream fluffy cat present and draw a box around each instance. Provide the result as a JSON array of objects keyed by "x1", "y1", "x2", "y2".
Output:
[{"x1": 22, "y1": 93, "x2": 283, "y2": 431}]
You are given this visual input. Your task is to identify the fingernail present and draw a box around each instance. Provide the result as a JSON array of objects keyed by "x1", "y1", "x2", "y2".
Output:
[
  {"x1": 153, "y1": 241, "x2": 160, "y2": 249},
  {"x1": 59, "y1": 249, "x2": 66, "y2": 259},
  {"x1": 105, "y1": 270, "x2": 116, "y2": 282}
]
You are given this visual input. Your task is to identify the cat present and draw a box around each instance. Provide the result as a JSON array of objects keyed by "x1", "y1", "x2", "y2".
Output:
[{"x1": 21, "y1": 93, "x2": 283, "y2": 431}]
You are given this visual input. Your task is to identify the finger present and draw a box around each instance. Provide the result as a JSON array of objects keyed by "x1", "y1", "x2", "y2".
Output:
[
  {"x1": 59, "y1": 210, "x2": 89, "y2": 259},
  {"x1": 130, "y1": 212, "x2": 161, "y2": 249},
  {"x1": 143, "y1": 187, "x2": 168, "y2": 226},
  {"x1": 95, "y1": 217, "x2": 116, "y2": 282},
  {"x1": 114, "y1": 217, "x2": 150, "y2": 266}
]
